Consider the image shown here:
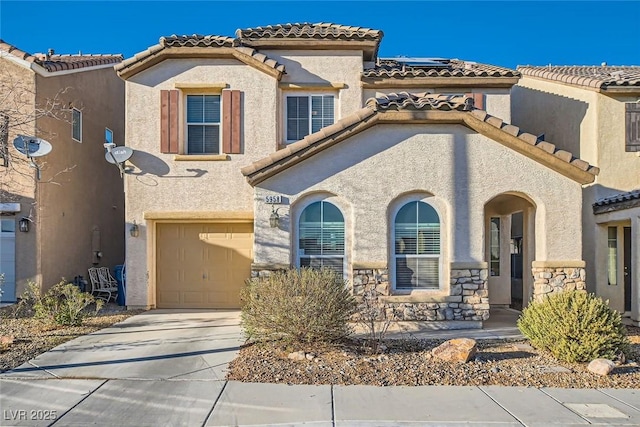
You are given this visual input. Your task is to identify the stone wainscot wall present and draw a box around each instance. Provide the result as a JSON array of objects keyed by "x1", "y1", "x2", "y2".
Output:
[
  {"x1": 531, "y1": 261, "x2": 586, "y2": 303},
  {"x1": 351, "y1": 267, "x2": 490, "y2": 323}
]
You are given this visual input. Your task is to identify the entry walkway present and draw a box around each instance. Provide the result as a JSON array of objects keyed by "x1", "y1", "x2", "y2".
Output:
[{"x1": 2, "y1": 309, "x2": 639, "y2": 426}]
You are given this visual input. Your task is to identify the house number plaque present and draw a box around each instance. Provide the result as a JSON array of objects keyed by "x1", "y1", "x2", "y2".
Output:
[{"x1": 265, "y1": 195, "x2": 282, "y2": 204}]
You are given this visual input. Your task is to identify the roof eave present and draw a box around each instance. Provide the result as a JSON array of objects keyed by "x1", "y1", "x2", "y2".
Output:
[
  {"x1": 240, "y1": 39, "x2": 380, "y2": 61},
  {"x1": 600, "y1": 86, "x2": 640, "y2": 95},
  {"x1": 593, "y1": 198, "x2": 640, "y2": 214},
  {"x1": 362, "y1": 77, "x2": 520, "y2": 89},
  {"x1": 117, "y1": 46, "x2": 284, "y2": 80}
]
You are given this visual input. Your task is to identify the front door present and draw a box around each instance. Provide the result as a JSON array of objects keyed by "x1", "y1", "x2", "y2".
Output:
[{"x1": 624, "y1": 227, "x2": 632, "y2": 312}]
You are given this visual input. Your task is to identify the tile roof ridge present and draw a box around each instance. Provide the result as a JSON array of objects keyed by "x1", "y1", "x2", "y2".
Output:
[
  {"x1": 0, "y1": 39, "x2": 38, "y2": 62},
  {"x1": 236, "y1": 22, "x2": 383, "y2": 40},
  {"x1": 367, "y1": 92, "x2": 474, "y2": 111},
  {"x1": 593, "y1": 189, "x2": 640, "y2": 206},
  {"x1": 518, "y1": 65, "x2": 640, "y2": 87}
]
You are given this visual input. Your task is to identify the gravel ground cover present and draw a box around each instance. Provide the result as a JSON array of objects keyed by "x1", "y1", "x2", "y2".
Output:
[
  {"x1": 0, "y1": 303, "x2": 143, "y2": 372},
  {"x1": 227, "y1": 327, "x2": 640, "y2": 388},
  {"x1": 3, "y1": 304, "x2": 640, "y2": 388}
]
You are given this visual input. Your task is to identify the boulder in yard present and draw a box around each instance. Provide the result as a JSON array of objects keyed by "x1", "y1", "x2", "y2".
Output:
[
  {"x1": 432, "y1": 338, "x2": 477, "y2": 363},
  {"x1": 287, "y1": 351, "x2": 307, "y2": 361},
  {"x1": 587, "y1": 358, "x2": 615, "y2": 376}
]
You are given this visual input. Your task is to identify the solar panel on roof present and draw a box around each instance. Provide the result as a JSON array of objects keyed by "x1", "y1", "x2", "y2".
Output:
[{"x1": 380, "y1": 57, "x2": 450, "y2": 67}]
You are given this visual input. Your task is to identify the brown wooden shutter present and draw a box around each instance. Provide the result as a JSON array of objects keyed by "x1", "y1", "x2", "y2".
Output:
[
  {"x1": 222, "y1": 89, "x2": 242, "y2": 154},
  {"x1": 626, "y1": 103, "x2": 640, "y2": 152},
  {"x1": 465, "y1": 92, "x2": 484, "y2": 110},
  {"x1": 160, "y1": 89, "x2": 179, "y2": 154}
]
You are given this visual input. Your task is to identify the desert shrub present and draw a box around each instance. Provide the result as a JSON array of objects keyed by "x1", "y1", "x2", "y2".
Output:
[
  {"x1": 29, "y1": 281, "x2": 103, "y2": 326},
  {"x1": 357, "y1": 283, "x2": 393, "y2": 354},
  {"x1": 241, "y1": 268, "x2": 356, "y2": 343},
  {"x1": 517, "y1": 291, "x2": 629, "y2": 363}
]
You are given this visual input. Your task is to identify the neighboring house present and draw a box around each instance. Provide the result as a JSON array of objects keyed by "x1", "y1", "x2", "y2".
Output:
[
  {"x1": 0, "y1": 41, "x2": 125, "y2": 302},
  {"x1": 513, "y1": 66, "x2": 640, "y2": 324},
  {"x1": 117, "y1": 23, "x2": 598, "y2": 328}
]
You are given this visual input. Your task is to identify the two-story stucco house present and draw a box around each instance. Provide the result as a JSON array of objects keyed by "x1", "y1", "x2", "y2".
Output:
[
  {"x1": 116, "y1": 23, "x2": 599, "y2": 328},
  {"x1": 0, "y1": 41, "x2": 125, "y2": 302},
  {"x1": 513, "y1": 66, "x2": 640, "y2": 325}
]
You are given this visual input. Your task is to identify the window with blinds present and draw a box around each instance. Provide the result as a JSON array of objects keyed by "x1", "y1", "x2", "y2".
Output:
[
  {"x1": 187, "y1": 95, "x2": 220, "y2": 154},
  {"x1": 299, "y1": 201, "x2": 344, "y2": 276},
  {"x1": 394, "y1": 201, "x2": 440, "y2": 289},
  {"x1": 286, "y1": 95, "x2": 334, "y2": 142}
]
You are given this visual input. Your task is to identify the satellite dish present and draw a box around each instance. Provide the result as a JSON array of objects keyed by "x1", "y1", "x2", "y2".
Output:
[
  {"x1": 13, "y1": 135, "x2": 53, "y2": 157},
  {"x1": 104, "y1": 143, "x2": 133, "y2": 178},
  {"x1": 105, "y1": 146, "x2": 133, "y2": 164}
]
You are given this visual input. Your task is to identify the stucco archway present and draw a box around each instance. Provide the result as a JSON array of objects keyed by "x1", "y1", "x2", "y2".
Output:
[{"x1": 484, "y1": 193, "x2": 536, "y2": 311}]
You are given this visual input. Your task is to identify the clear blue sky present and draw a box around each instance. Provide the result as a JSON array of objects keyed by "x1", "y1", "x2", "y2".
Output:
[{"x1": 1, "y1": 1, "x2": 638, "y2": 69}]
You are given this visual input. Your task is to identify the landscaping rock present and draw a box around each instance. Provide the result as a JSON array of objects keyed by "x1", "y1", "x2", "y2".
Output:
[
  {"x1": 431, "y1": 338, "x2": 477, "y2": 363},
  {"x1": 287, "y1": 351, "x2": 307, "y2": 361},
  {"x1": 588, "y1": 358, "x2": 616, "y2": 376},
  {"x1": 0, "y1": 335, "x2": 14, "y2": 345}
]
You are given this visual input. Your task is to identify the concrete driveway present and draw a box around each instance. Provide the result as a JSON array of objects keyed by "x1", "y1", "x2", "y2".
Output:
[{"x1": 2, "y1": 309, "x2": 243, "y2": 380}]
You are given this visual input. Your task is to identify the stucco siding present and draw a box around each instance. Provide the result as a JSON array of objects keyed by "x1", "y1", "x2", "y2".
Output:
[
  {"x1": 513, "y1": 76, "x2": 640, "y2": 299},
  {"x1": 124, "y1": 58, "x2": 281, "y2": 306},
  {"x1": 0, "y1": 58, "x2": 37, "y2": 297},
  {"x1": 35, "y1": 67, "x2": 125, "y2": 290},
  {"x1": 253, "y1": 123, "x2": 583, "y2": 271},
  {"x1": 513, "y1": 77, "x2": 598, "y2": 164}
]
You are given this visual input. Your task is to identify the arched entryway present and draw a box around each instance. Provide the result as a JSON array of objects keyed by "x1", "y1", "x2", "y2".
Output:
[{"x1": 484, "y1": 193, "x2": 536, "y2": 311}]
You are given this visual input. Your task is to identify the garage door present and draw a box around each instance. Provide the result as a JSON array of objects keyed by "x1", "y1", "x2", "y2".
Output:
[{"x1": 156, "y1": 222, "x2": 253, "y2": 309}]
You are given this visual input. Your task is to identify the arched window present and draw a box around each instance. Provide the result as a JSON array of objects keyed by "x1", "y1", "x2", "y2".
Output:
[
  {"x1": 298, "y1": 201, "x2": 345, "y2": 275},
  {"x1": 394, "y1": 201, "x2": 440, "y2": 289}
]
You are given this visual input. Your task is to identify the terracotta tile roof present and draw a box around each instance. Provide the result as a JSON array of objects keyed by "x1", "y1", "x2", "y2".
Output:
[
  {"x1": 242, "y1": 92, "x2": 598, "y2": 186},
  {"x1": 236, "y1": 22, "x2": 383, "y2": 42},
  {"x1": 593, "y1": 189, "x2": 640, "y2": 214},
  {"x1": 363, "y1": 59, "x2": 519, "y2": 79},
  {"x1": 0, "y1": 39, "x2": 122, "y2": 72},
  {"x1": 371, "y1": 92, "x2": 473, "y2": 111},
  {"x1": 161, "y1": 35, "x2": 235, "y2": 48},
  {"x1": 518, "y1": 65, "x2": 640, "y2": 91},
  {"x1": 115, "y1": 35, "x2": 285, "y2": 77}
]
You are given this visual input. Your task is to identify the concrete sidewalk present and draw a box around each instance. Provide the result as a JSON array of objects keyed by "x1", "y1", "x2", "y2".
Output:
[
  {"x1": 2, "y1": 379, "x2": 640, "y2": 426},
  {"x1": 2, "y1": 308, "x2": 639, "y2": 426}
]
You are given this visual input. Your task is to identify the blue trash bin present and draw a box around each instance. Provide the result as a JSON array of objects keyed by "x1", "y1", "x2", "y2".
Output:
[{"x1": 114, "y1": 264, "x2": 126, "y2": 306}]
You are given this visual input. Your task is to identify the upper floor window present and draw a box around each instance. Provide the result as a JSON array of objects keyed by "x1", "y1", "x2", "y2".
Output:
[
  {"x1": 105, "y1": 128, "x2": 113, "y2": 145},
  {"x1": 298, "y1": 200, "x2": 345, "y2": 276},
  {"x1": 286, "y1": 95, "x2": 334, "y2": 142},
  {"x1": 626, "y1": 103, "x2": 640, "y2": 152},
  {"x1": 393, "y1": 201, "x2": 440, "y2": 289},
  {"x1": 186, "y1": 94, "x2": 220, "y2": 154},
  {"x1": 72, "y1": 108, "x2": 82, "y2": 142}
]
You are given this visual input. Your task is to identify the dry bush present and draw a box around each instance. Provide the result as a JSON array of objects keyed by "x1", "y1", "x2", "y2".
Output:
[{"x1": 241, "y1": 268, "x2": 356, "y2": 343}]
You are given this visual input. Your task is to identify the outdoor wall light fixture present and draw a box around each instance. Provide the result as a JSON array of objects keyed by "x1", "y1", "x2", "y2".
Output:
[
  {"x1": 269, "y1": 207, "x2": 281, "y2": 228},
  {"x1": 18, "y1": 217, "x2": 30, "y2": 232},
  {"x1": 129, "y1": 220, "x2": 139, "y2": 238}
]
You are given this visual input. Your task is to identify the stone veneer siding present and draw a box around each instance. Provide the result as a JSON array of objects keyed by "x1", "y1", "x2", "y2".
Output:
[
  {"x1": 352, "y1": 268, "x2": 490, "y2": 322},
  {"x1": 532, "y1": 266, "x2": 586, "y2": 302}
]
